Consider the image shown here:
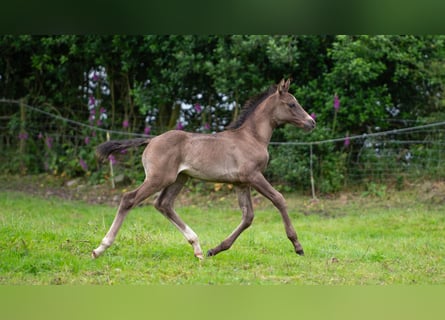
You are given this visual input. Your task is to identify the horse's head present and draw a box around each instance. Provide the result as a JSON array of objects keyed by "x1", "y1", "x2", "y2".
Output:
[{"x1": 271, "y1": 79, "x2": 315, "y2": 131}]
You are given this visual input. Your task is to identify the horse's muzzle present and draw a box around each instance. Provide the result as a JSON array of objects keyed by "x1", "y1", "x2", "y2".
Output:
[{"x1": 304, "y1": 117, "x2": 316, "y2": 131}]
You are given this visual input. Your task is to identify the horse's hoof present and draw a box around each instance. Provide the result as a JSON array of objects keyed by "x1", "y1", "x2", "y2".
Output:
[
  {"x1": 206, "y1": 250, "x2": 214, "y2": 257},
  {"x1": 195, "y1": 253, "x2": 204, "y2": 260},
  {"x1": 91, "y1": 250, "x2": 98, "y2": 259},
  {"x1": 296, "y1": 249, "x2": 305, "y2": 256}
]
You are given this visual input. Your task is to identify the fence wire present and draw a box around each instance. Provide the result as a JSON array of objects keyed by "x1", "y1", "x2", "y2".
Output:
[{"x1": 1, "y1": 99, "x2": 444, "y2": 194}]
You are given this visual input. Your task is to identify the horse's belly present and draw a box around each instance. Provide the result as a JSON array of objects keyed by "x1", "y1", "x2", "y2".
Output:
[{"x1": 178, "y1": 163, "x2": 237, "y2": 182}]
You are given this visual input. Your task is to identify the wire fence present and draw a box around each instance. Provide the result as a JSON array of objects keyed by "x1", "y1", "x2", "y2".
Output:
[
  {"x1": 268, "y1": 124, "x2": 445, "y2": 196},
  {"x1": 1, "y1": 99, "x2": 444, "y2": 195}
]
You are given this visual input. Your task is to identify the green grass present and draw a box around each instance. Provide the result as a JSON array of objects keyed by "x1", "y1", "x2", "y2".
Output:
[{"x1": 0, "y1": 189, "x2": 444, "y2": 285}]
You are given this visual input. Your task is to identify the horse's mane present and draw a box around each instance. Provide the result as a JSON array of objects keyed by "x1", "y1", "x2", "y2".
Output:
[{"x1": 226, "y1": 84, "x2": 277, "y2": 130}]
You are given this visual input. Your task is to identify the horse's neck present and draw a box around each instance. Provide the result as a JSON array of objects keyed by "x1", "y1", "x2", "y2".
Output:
[{"x1": 241, "y1": 109, "x2": 275, "y2": 146}]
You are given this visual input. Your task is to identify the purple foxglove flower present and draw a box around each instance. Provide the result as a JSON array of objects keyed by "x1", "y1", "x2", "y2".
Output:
[
  {"x1": 45, "y1": 137, "x2": 53, "y2": 149},
  {"x1": 108, "y1": 154, "x2": 117, "y2": 165},
  {"x1": 194, "y1": 103, "x2": 202, "y2": 113},
  {"x1": 344, "y1": 135, "x2": 350, "y2": 147},
  {"x1": 79, "y1": 158, "x2": 88, "y2": 171},
  {"x1": 88, "y1": 96, "x2": 96, "y2": 107},
  {"x1": 18, "y1": 132, "x2": 28, "y2": 140},
  {"x1": 334, "y1": 94, "x2": 340, "y2": 111}
]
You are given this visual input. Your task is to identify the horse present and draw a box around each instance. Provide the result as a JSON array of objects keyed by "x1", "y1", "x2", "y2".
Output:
[{"x1": 92, "y1": 79, "x2": 315, "y2": 260}]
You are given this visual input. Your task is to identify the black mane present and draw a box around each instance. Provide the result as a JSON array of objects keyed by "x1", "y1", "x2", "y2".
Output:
[{"x1": 227, "y1": 84, "x2": 277, "y2": 130}]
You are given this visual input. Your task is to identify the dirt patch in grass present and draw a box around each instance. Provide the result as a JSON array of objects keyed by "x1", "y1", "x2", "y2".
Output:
[
  {"x1": 1, "y1": 174, "x2": 443, "y2": 214},
  {"x1": 0, "y1": 174, "x2": 125, "y2": 206},
  {"x1": 417, "y1": 181, "x2": 445, "y2": 205},
  {"x1": 0, "y1": 174, "x2": 239, "y2": 209}
]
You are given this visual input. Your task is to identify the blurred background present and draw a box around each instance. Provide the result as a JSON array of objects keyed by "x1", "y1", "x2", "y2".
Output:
[{"x1": 1, "y1": 35, "x2": 444, "y2": 195}]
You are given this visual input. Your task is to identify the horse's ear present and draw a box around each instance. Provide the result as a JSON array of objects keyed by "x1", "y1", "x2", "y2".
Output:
[
  {"x1": 278, "y1": 78, "x2": 290, "y2": 94},
  {"x1": 278, "y1": 79, "x2": 286, "y2": 94}
]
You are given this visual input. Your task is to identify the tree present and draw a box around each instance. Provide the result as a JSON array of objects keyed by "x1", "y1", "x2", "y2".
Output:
[{"x1": 1, "y1": 35, "x2": 444, "y2": 189}]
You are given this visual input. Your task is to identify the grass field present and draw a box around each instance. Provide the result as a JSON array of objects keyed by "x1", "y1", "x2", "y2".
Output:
[{"x1": 0, "y1": 182, "x2": 444, "y2": 285}]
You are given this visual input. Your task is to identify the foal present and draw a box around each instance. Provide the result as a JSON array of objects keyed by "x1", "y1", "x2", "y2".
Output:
[{"x1": 92, "y1": 79, "x2": 315, "y2": 259}]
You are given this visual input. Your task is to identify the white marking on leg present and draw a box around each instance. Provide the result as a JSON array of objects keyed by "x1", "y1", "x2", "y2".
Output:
[
  {"x1": 172, "y1": 223, "x2": 203, "y2": 259},
  {"x1": 92, "y1": 216, "x2": 123, "y2": 258},
  {"x1": 183, "y1": 225, "x2": 198, "y2": 243},
  {"x1": 92, "y1": 235, "x2": 113, "y2": 258},
  {"x1": 184, "y1": 226, "x2": 204, "y2": 260}
]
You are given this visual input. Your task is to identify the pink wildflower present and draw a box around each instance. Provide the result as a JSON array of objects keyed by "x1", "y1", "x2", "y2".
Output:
[
  {"x1": 88, "y1": 96, "x2": 96, "y2": 107},
  {"x1": 18, "y1": 132, "x2": 28, "y2": 140},
  {"x1": 344, "y1": 135, "x2": 350, "y2": 147},
  {"x1": 45, "y1": 137, "x2": 53, "y2": 149},
  {"x1": 334, "y1": 94, "x2": 340, "y2": 111},
  {"x1": 194, "y1": 103, "x2": 202, "y2": 113},
  {"x1": 79, "y1": 158, "x2": 88, "y2": 171},
  {"x1": 108, "y1": 154, "x2": 117, "y2": 165}
]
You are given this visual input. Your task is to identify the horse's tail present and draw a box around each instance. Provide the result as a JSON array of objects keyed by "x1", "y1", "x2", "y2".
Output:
[{"x1": 96, "y1": 138, "x2": 150, "y2": 162}]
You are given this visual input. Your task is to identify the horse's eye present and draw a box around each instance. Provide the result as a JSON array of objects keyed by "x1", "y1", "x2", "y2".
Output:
[{"x1": 288, "y1": 103, "x2": 296, "y2": 108}]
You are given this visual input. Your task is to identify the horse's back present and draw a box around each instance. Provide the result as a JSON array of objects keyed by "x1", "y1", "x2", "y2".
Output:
[{"x1": 142, "y1": 129, "x2": 267, "y2": 183}]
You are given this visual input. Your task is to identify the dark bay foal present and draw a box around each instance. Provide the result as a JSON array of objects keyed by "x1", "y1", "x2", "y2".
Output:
[{"x1": 92, "y1": 79, "x2": 315, "y2": 259}]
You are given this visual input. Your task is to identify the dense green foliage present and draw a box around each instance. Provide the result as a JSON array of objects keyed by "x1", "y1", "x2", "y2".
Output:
[{"x1": 1, "y1": 35, "x2": 444, "y2": 191}]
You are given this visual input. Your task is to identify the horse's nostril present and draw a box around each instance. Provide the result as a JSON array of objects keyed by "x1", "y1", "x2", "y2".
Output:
[
  {"x1": 305, "y1": 118, "x2": 316, "y2": 130},
  {"x1": 309, "y1": 118, "x2": 315, "y2": 126}
]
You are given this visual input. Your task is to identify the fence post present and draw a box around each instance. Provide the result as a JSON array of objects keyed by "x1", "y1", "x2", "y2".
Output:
[
  {"x1": 107, "y1": 131, "x2": 116, "y2": 189},
  {"x1": 19, "y1": 98, "x2": 27, "y2": 173},
  {"x1": 19, "y1": 99, "x2": 26, "y2": 153},
  {"x1": 309, "y1": 143, "x2": 317, "y2": 200}
]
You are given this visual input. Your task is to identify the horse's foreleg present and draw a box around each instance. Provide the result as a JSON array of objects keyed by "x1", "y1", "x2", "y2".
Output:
[
  {"x1": 207, "y1": 185, "x2": 254, "y2": 257},
  {"x1": 92, "y1": 180, "x2": 160, "y2": 258},
  {"x1": 154, "y1": 174, "x2": 204, "y2": 260},
  {"x1": 249, "y1": 173, "x2": 304, "y2": 256}
]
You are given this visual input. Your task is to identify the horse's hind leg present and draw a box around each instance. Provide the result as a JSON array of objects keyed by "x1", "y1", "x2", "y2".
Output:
[
  {"x1": 207, "y1": 184, "x2": 254, "y2": 257},
  {"x1": 92, "y1": 179, "x2": 163, "y2": 258},
  {"x1": 154, "y1": 174, "x2": 204, "y2": 260}
]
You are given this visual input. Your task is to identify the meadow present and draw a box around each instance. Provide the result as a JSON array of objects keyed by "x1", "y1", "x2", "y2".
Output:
[{"x1": 0, "y1": 182, "x2": 444, "y2": 285}]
